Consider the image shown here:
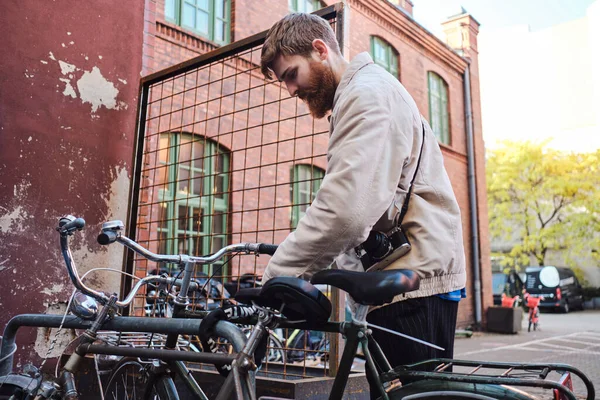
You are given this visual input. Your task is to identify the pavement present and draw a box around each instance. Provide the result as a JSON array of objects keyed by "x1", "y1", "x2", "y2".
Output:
[{"x1": 453, "y1": 309, "x2": 600, "y2": 399}]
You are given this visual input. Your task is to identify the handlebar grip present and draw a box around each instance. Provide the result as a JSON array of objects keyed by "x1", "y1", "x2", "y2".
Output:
[
  {"x1": 58, "y1": 217, "x2": 86, "y2": 234},
  {"x1": 258, "y1": 243, "x2": 278, "y2": 255},
  {"x1": 97, "y1": 231, "x2": 118, "y2": 245}
]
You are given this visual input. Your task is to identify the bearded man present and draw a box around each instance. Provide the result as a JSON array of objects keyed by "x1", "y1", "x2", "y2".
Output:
[{"x1": 259, "y1": 13, "x2": 466, "y2": 397}]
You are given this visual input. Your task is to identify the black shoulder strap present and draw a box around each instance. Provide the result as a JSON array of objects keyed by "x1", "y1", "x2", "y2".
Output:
[{"x1": 397, "y1": 121, "x2": 426, "y2": 225}]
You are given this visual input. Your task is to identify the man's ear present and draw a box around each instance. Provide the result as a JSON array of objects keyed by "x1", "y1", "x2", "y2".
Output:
[{"x1": 312, "y1": 39, "x2": 329, "y2": 61}]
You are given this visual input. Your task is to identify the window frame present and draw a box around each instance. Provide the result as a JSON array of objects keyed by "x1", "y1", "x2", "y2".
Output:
[
  {"x1": 427, "y1": 71, "x2": 450, "y2": 145},
  {"x1": 157, "y1": 133, "x2": 230, "y2": 274},
  {"x1": 289, "y1": 0, "x2": 325, "y2": 13},
  {"x1": 165, "y1": 0, "x2": 231, "y2": 45},
  {"x1": 370, "y1": 36, "x2": 399, "y2": 79},
  {"x1": 290, "y1": 164, "x2": 325, "y2": 229}
]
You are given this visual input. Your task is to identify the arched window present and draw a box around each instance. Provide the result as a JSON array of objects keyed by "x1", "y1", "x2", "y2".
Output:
[
  {"x1": 165, "y1": 0, "x2": 231, "y2": 45},
  {"x1": 427, "y1": 71, "x2": 450, "y2": 144},
  {"x1": 289, "y1": 0, "x2": 325, "y2": 13},
  {"x1": 370, "y1": 36, "x2": 399, "y2": 79},
  {"x1": 156, "y1": 133, "x2": 230, "y2": 272},
  {"x1": 290, "y1": 164, "x2": 325, "y2": 228}
]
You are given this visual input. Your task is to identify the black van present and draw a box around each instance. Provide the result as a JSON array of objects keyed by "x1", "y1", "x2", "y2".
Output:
[{"x1": 524, "y1": 266, "x2": 584, "y2": 313}]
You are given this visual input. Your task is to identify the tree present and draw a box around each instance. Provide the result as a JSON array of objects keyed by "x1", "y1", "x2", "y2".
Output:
[{"x1": 486, "y1": 141, "x2": 598, "y2": 268}]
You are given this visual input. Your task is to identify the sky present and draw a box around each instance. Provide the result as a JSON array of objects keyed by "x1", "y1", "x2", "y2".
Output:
[
  {"x1": 412, "y1": 0, "x2": 600, "y2": 152},
  {"x1": 412, "y1": 0, "x2": 597, "y2": 39}
]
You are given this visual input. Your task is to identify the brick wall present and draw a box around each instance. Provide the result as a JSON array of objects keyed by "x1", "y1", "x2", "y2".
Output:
[{"x1": 139, "y1": 0, "x2": 489, "y2": 328}]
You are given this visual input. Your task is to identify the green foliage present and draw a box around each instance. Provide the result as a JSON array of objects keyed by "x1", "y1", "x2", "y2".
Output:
[{"x1": 486, "y1": 141, "x2": 600, "y2": 267}]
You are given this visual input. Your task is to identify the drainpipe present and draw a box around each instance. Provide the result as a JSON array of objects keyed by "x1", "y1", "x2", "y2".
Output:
[{"x1": 463, "y1": 63, "x2": 482, "y2": 327}]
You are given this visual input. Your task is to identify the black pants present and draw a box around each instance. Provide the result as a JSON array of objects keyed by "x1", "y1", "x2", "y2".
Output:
[{"x1": 365, "y1": 296, "x2": 459, "y2": 399}]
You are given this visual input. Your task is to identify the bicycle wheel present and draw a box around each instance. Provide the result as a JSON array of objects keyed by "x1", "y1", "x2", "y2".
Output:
[
  {"x1": 386, "y1": 380, "x2": 536, "y2": 400},
  {"x1": 265, "y1": 333, "x2": 286, "y2": 364},
  {"x1": 104, "y1": 358, "x2": 179, "y2": 400}
]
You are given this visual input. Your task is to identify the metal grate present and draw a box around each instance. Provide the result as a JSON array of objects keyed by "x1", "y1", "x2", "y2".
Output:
[{"x1": 125, "y1": 5, "x2": 345, "y2": 379}]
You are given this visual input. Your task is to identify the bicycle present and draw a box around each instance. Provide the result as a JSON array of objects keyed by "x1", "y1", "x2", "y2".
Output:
[
  {"x1": 0, "y1": 216, "x2": 278, "y2": 400},
  {"x1": 205, "y1": 271, "x2": 596, "y2": 400},
  {"x1": 524, "y1": 293, "x2": 544, "y2": 332},
  {"x1": 0, "y1": 217, "x2": 596, "y2": 399}
]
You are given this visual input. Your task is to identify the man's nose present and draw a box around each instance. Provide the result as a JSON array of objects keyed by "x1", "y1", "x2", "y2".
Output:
[{"x1": 286, "y1": 82, "x2": 298, "y2": 98}]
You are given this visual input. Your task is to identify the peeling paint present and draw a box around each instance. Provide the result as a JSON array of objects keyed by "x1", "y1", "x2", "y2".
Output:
[
  {"x1": 41, "y1": 283, "x2": 65, "y2": 296},
  {"x1": 48, "y1": 51, "x2": 56, "y2": 61},
  {"x1": 118, "y1": 79, "x2": 127, "y2": 85},
  {"x1": 34, "y1": 303, "x2": 77, "y2": 359},
  {"x1": 59, "y1": 78, "x2": 77, "y2": 98},
  {"x1": 40, "y1": 60, "x2": 48, "y2": 64},
  {"x1": 58, "y1": 60, "x2": 76, "y2": 75},
  {"x1": 70, "y1": 167, "x2": 130, "y2": 294},
  {"x1": 76, "y1": 67, "x2": 121, "y2": 113},
  {"x1": 0, "y1": 182, "x2": 32, "y2": 234}
]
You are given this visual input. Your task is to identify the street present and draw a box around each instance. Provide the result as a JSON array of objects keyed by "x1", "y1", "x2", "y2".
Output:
[{"x1": 454, "y1": 309, "x2": 600, "y2": 399}]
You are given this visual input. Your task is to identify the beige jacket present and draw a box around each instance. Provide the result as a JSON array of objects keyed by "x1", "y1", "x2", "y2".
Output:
[{"x1": 262, "y1": 53, "x2": 466, "y2": 303}]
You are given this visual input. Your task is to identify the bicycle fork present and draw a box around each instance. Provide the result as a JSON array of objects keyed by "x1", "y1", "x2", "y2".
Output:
[{"x1": 59, "y1": 295, "x2": 117, "y2": 399}]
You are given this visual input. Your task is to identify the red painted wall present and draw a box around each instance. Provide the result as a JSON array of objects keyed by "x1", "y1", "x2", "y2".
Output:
[{"x1": 0, "y1": 0, "x2": 145, "y2": 366}]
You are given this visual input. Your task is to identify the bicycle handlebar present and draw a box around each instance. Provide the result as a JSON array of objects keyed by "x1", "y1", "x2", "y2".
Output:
[{"x1": 57, "y1": 216, "x2": 278, "y2": 308}]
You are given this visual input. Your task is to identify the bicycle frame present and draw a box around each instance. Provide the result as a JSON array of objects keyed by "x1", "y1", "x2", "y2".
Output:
[{"x1": 0, "y1": 313, "x2": 255, "y2": 400}]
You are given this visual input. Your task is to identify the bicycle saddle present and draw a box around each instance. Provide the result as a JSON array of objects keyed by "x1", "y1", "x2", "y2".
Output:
[
  {"x1": 311, "y1": 269, "x2": 420, "y2": 306},
  {"x1": 234, "y1": 277, "x2": 332, "y2": 324}
]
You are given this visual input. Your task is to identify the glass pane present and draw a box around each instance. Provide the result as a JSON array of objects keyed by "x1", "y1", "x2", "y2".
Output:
[
  {"x1": 158, "y1": 231, "x2": 168, "y2": 254},
  {"x1": 159, "y1": 135, "x2": 169, "y2": 163},
  {"x1": 197, "y1": 9, "x2": 209, "y2": 34},
  {"x1": 192, "y1": 235, "x2": 203, "y2": 256},
  {"x1": 158, "y1": 203, "x2": 169, "y2": 229},
  {"x1": 193, "y1": 141, "x2": 204, "y2": 169},
  {"x1": 179, "y1": 139, "x2": 192, "y2": 163},
  {"x1": 192, "y1": 174, "x2": 203, "y2": 195},
  {"x1": 165, "y1": 0, "x2": 176, "y2": 20},
  {"x1": 199, "y1": 0, "x2": 209, "y2": 10},
  {"x1": 306, "y1": 0, "x2": 315, "y2": 13},
  {"x1": 178, "y1": 205, "x2": 188, "y2": 231},
  {"x1": 289, "y1": 0, "x2": 295, "y2": 11},
  {"x1": 178, "y1": 167, "x2": 190, "y2": 193},
  {"x1": 192, "y1": 208, "x2": 203, "y2": 232},
  {"x1": 212, "y1": 236, "x2": 224, "y2": 253},
  {"x1": 215, "y1": 0, "x2": 224, "y2": 18},
  {"x1": 156, "y1": 165, "x2": 168, "y2": 186},
  {"x1": 178, "y1": 234, "x2": 187, "y2": 253},
  {"x1": 215, "y1": 20, "x2": 225, "y2": 42},
  {"x1": 182, "y1": 3, "x2": 196, "y2": 27},
  {"x1": 213, "y1": 212, "x2": 224, "y2": 233},
  {"x1": 216, "y1": 175, "x2": 226, "y2": 198}
]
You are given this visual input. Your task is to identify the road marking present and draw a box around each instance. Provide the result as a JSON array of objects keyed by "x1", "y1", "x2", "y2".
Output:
[
  {"x1": 455, "y1": 332, "x2": 592, "y2": 357},
  {"x1": 551, "y1": 337, "x2": 600, "y2": 347}
]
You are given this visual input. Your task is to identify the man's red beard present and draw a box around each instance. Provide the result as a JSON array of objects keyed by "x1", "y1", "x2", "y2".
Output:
[{"x1": 297, "y1": 60, "x2": 336, "y2": 119}]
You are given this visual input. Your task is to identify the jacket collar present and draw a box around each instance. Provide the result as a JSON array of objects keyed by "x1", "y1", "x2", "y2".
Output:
[{"x1": 332, "y1": 52, "x2": 374, "y2": 109}]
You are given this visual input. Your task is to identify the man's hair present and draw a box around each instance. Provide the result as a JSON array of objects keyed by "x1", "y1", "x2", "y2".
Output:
[{"x1": 261, "y1": 13, "x2": 341, "y2": 80}]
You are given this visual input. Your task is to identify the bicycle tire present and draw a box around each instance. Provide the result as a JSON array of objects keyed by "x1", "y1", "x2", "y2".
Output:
[
  {"x1": 104, "y1": 357, "x2": 179, "y2": 400},
  {"x1": 265, "y1": 333, "x2": 286, "y2": 364}
]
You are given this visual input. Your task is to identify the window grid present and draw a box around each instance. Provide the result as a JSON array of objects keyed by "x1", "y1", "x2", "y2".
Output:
[
  {"x1": 165, "y1": 0, "x2": 231, "y2": 45},
  {"x1": 370, "y1": 36, "x2": 399, "y2": 78},
  {"x1": 289, "y1": 0, "x2": 324, "y2": 13},
  {"x1": 427, "y1": 71, "x2": 450, "y2": 144},
  {"x1": 291, "y1": 164, "x2": 324, "y2": 228}
]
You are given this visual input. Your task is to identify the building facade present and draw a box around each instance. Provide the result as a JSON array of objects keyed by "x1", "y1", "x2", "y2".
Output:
[
  {"x1": 0, "y1": 0, "x2": 491, "y2": 368},
  {"x1": 138, "y1": 0, "x2": 493, "y2": 328}
]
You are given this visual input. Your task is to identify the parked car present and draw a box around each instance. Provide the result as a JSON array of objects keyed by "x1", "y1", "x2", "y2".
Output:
[
  {"x1": 524, "y1": 266, "x2": 584, "y2": 313},
  {"x1": 492, "y1": 271, "x2": 524, "y2": 306}
]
